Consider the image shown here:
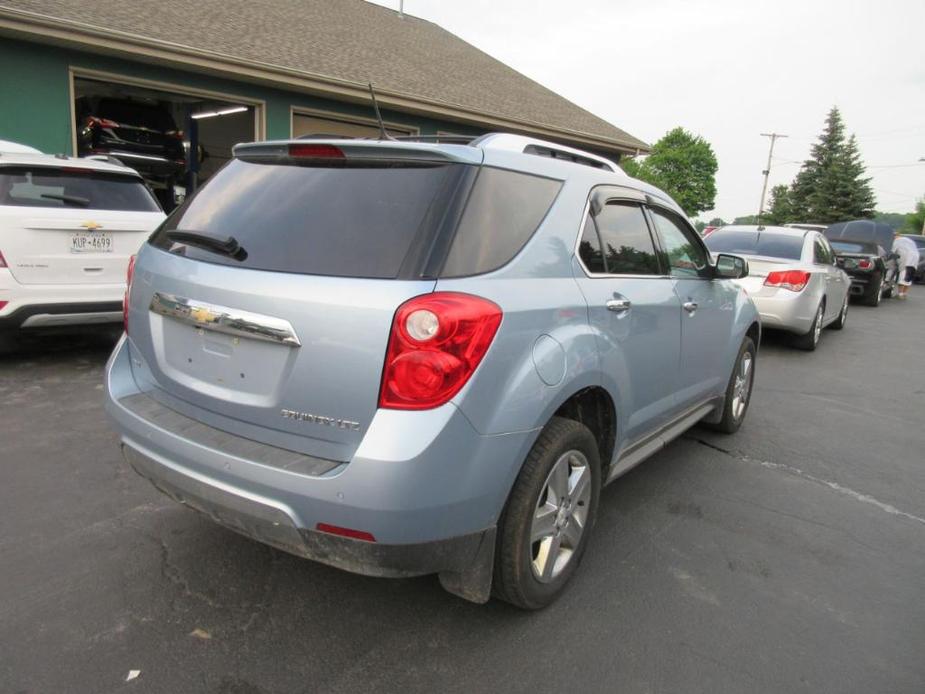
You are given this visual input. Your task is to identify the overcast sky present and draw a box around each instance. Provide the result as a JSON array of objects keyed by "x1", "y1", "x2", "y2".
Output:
[{"x1": 371, "y1": 0, "x2": 925, "y2": 221}]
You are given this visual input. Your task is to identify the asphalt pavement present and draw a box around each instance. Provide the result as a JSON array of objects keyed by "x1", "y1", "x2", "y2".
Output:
[{"x1": 2, "y1": 289, "x2": 924, "y2": 694}]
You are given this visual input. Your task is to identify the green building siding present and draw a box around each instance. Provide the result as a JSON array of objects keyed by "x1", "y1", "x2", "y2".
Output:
[{"x1": 0, "y1": 37, "x2": 481, "y2": 154}]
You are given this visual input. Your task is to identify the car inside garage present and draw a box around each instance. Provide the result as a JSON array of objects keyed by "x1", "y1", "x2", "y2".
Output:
[{"x1": 72, "y1": 76, "x2": 259, "y2": 210}]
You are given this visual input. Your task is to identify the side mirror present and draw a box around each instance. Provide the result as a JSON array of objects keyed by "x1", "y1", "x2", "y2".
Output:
[{"x1": 714, "y1": 253, "x2": 748, "y2": 279}]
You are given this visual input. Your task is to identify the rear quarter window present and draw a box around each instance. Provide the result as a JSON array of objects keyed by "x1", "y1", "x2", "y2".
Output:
[
  {"x1": 439, "y1": 167, "x2": 562, "y2": 277},
  {"x1": 0, "y1": 167, "x2": 161, "y2": 211}
]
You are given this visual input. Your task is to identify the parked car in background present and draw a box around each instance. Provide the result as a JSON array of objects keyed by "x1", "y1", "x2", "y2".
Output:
[
  {"x1": 76, "y1": 96, "x2": 186, "y2": 181},
  {"x1": 0, "y1": 151, "x2": 165, "y2": 352},
  {"x1": 825, "y1": 219, "x2": 899, "y2": 286},
  {"x1": 829, "y1": 238, "x2": 894, "y2": 306},
  {"x1": 898, "y1": 234, "x2": 925, "y2": 283},
  {"x1": 705, "y1": 225, "x2": 850, "y2": 350},
  {"x1": 105, "y1": 134, "x2": 760, "y2": 609}
]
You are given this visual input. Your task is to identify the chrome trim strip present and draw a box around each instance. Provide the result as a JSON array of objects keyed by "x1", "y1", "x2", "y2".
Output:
[
  {"x1": 149, "y1": 292, "x2": 301, "y2": 347},
  {"x1": 606, "y1": 399, "x2": 719, "y2": 484},
  {"x1": 21, "y1": 311, "x2": 122, "y2": 327}
]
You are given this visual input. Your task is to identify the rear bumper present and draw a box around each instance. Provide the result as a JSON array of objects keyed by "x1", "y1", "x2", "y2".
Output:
[
  {"x1": 104, "y1": 335, "x2": 534, "y2": 574},
  {"x1": 122, "y1": 443, "x2": 492, "y2": 579},
  {"x1": 0, "y1": 301, "x2": 122, "y2": 330},
  {"x1": 0, "y1": 269, "x2": 125, "y2": 329},
  {"x1": 748, "y1": 291, "x2": 817, "y2": 334}
]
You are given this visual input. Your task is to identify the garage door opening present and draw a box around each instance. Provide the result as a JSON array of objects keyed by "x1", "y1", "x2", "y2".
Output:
[{"x1": 73, "y1": 76, "x2": 259, "y2": 210}]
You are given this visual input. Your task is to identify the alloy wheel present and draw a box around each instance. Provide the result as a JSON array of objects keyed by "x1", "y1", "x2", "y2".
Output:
[
  {"x1": 732, "y1": 352, "x2": 753, "y2": 422},
  {"x1": 530, "y1": 450, "x2": 592, "y2": 583},
  {"x1": 813, "y1": 304, "x2": 823, "y2": 345}
]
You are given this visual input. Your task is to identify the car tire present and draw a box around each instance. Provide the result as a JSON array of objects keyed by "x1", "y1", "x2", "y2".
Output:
[
  {"x1": 704, "y1": 336, "x2": 756, "y2": 435},
  {"x1": 829, "y1": 294, "x2": 848, "y2": 330},
  {"x1": 793, "y1": 301, "x2": 824, "y2": 351},
  {"x1": 863, "y1": 277, "x2": 883, "y2": 306},
  {"x1": 493, "y1": 416, "x2": 601, "y2": 610},
  {"x1": 0, "y1": 331, "x2": 17, "y2": 356}
]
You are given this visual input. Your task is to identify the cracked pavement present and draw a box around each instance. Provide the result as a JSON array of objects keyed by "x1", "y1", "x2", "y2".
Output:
[{"x1": 2, "y1": 289, "x2": 924, "y2": 693}]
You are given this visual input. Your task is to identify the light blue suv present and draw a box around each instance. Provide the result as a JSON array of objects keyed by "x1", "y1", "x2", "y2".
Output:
[{"x1": 105, "y1": 134, "x2": 759, "y2": 609}]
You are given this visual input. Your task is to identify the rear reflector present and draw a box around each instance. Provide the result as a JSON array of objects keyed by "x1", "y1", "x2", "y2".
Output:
[
  {"x1": 0, "y1": 301, "x2": 7, "y2": 311},
  {"x1": 765, "y1": 270, "x2": 811, "y2": 292},
  {"x1": 288, "y1": 144, "x2": 345, "y2": 159},
  {"x1": 316, "y1": 523, "x2": 376, "y2": 542}
]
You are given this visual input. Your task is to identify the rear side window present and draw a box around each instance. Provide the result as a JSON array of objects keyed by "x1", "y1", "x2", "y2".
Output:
[
  {"x1": 830, "y1": 240, "x2": 875, "y2": 254},
  {"x1": 97, "y1": 99, "x2": 176, "y2": 131},
  {"x1": 705, "y1": 230, "x2": 804, "y2": 261},
  {"x1": 581, "y1": 202, "x2": 660, "y2": 275},
  {"x1": 440, "y1": 167, "x2": 561, "y2": 277},
  {"x1": 152, "y1": 159, "x2": 466, "y2": 279},
  {"x1": 0, "y1": 167, "x2": 161, "y2": 211}
]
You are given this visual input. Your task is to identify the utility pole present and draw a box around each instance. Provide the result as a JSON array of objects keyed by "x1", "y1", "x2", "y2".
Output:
[{"x1": 757, "y1": 132, "x2": 787, "y2": 226}]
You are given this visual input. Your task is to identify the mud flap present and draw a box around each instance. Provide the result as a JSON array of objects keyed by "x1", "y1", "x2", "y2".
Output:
[{"x1": 438, "y1": 526, "x2": 496, "y2": 604}]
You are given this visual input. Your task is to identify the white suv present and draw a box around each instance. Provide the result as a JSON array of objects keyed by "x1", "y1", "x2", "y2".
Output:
[{"x1": 0, "y1": 150, "x2": 165, "y2": 350}]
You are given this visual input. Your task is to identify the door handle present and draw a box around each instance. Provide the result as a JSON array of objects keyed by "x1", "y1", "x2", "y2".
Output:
[
  {"x1": 683, "y1": 301, "x2": 698, "y2": 314},
  {"x1": 605, "y1": 298, "x2": 632, "y2": 313}
]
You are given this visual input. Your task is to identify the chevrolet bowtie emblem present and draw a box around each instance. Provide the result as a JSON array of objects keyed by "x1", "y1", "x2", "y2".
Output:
[{"x1": 80, "y1": 221, "x2": 104, "y2": 231}]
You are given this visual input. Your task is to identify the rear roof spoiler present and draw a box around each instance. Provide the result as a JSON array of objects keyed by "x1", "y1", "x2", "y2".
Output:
[{"x1": 233, "y1": 140, "x2": 483, "y2": 165}]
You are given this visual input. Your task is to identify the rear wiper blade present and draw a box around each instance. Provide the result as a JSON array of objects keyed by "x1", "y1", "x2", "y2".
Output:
[
  {"x1": 164, "y1": 229, "x2": 247, "y2": 261},
  {"x1": 40, "y1": 193, "x2": 90, "y2": 207}
]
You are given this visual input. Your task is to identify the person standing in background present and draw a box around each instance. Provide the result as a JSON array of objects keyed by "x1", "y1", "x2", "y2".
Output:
[{"x1": 893, "y1": 233, "x2": 920, "y2": 299}]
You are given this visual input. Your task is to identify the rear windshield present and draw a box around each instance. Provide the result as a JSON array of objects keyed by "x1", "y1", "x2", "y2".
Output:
[
  {"x1": 97, "y1": 99, "x2": 176, "y2": 132},
  {"x1": 830, "y1": 240, "x2": 876, "y2": 254},
  {"x1": 0, "y1": 166, "x2": 161, "y2": 211},
  {"x1": 151, "y1": 159, "x2": 561, "y2": 279},
  {"x1": 705, "y1": 230, "x2": 804, "y2": 260}
]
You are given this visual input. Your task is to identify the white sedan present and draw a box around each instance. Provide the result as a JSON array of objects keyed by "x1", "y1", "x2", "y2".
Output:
[{"x1": 705, "y1": 225, "x2": 851, "y2": 351}]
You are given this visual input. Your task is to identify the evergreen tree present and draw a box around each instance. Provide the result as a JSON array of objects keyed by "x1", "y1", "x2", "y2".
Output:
[
  {"x1": 837, "y1": 134, "x2": 875, "y2": 219},
  {"x1": 765, "y1": 185, "x2": 794, "y2": 225},
  {"x1": 787, "y1": 107, "x2": 876, "y2": 223}
]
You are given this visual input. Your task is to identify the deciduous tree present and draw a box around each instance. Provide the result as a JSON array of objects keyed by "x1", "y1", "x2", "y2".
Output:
[{"x1": 620, "y1": 127, "x2": 718, "y2": 217}]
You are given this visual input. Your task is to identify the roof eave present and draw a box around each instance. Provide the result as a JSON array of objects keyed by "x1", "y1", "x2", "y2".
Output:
[{"x1": 0, "y1": 6, "x2": 651, "y2": 156}]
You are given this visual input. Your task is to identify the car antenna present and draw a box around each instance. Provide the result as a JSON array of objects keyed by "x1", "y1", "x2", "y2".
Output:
[{"x1": 367, "y1": 82, "x2": 395, "y2": 141}]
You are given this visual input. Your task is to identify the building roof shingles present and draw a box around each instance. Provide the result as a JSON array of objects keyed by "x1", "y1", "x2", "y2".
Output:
[{"x1": 0, "y1": 0, "x2": 648, "y2": 153}]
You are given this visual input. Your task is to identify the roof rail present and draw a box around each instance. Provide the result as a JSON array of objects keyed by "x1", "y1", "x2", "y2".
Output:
[
  {"x1": 472, "y1": 133, "x2": 618, "y2": 172},
  {"x1": 82, "y1": 154, "x2": 129, "y2": 167}
]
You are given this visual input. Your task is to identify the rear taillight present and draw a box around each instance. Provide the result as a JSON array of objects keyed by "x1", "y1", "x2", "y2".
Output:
[
  {"x1": 764, "y1": 270, "x2": 811, "y2": 292},
  {"x1": 0, "y1": 301, "x2": 7, "y2": 311},
  {"x1": 0, "y1": 250, "x2": 7, "y2": 268},
  {"x1": 87, "y1": 116, "x2": 120, "y2": 129},
  {"x1": 379, "y1": 292, "x2": 502, "y2": 410},
  {"x1": 857, "y1": 258, "x2": 872, "y2": 269},
  {"x1": 123, "y1": 255, "x2": 136, "y2": 333},
  {"x1": 288, "y1": 143, "x2": 345, "y2": 159}
]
